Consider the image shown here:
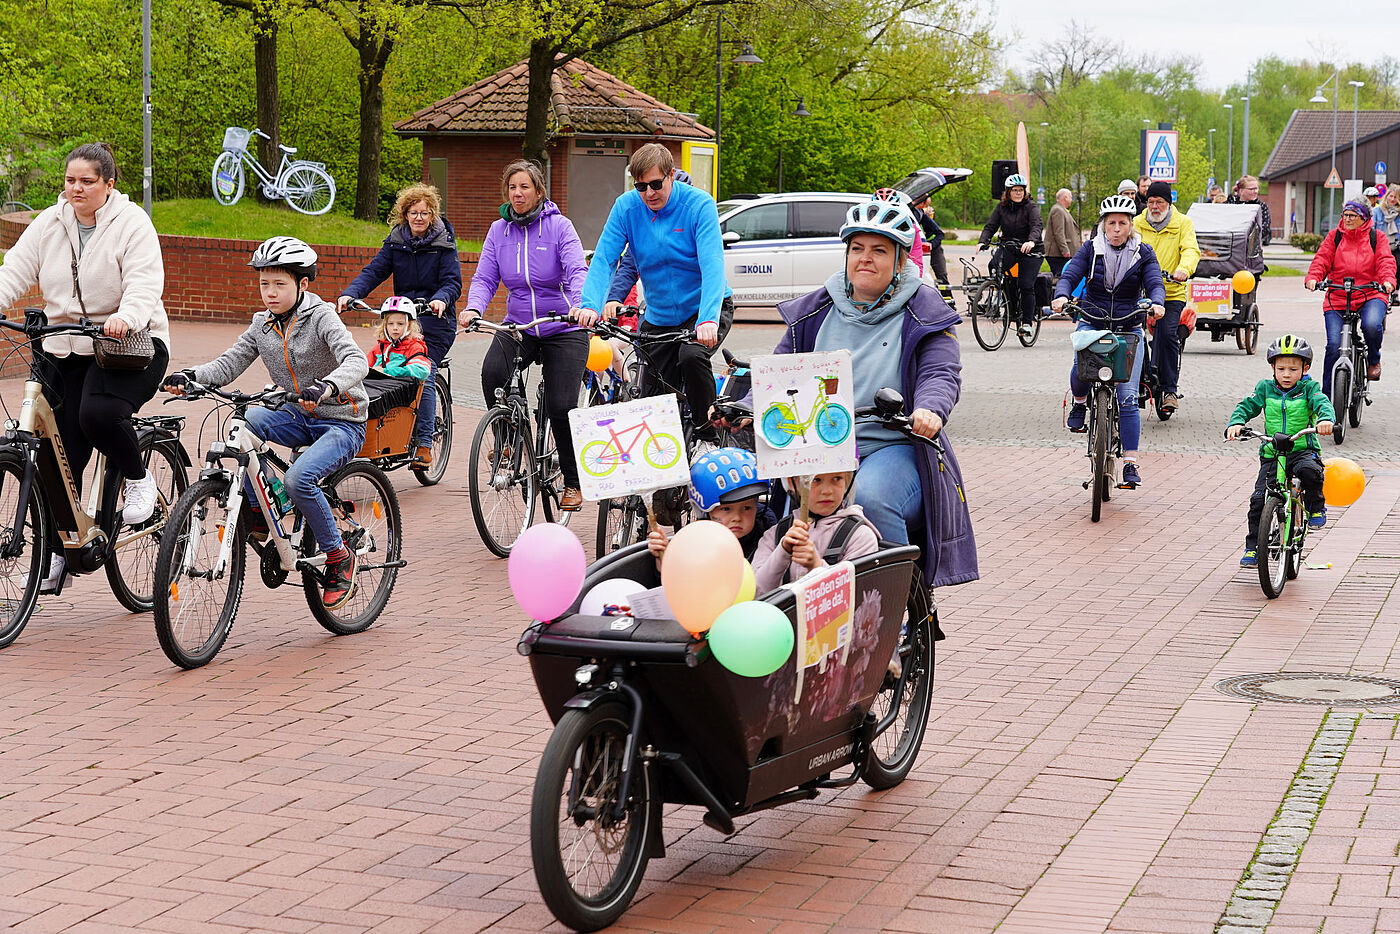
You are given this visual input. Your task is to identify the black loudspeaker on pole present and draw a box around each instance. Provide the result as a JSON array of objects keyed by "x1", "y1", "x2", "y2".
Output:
[{"x1": 990, "y1": 160, "x2": 1019, "y2": 199}]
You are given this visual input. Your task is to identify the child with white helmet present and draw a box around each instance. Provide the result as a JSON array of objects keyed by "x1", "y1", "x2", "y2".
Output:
[{"x1": 368, "y1": 296, "x2": 432, "y2": 382}]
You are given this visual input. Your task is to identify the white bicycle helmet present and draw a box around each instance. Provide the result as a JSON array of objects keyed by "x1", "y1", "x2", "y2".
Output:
[
  {"x1": 840, "y1": 199, "x2": 917, "y2": 250},
  {"x1": 249, "y1": 236, "x2": 318, "y2": 281},
  {"x1": 379, "y1": 296, "x2": 418, "y2": 319},
  {"x1": 1099, "y1": 194, "x2": 1138, "y2": 218},
  {"x1": 1004, "y1": 174, "x2": 1028, "y2": 189}
]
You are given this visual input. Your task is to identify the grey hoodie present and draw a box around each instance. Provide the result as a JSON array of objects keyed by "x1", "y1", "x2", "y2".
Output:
[{"x1": 193, "y1": 291, "x2": 369, "y2": 423}]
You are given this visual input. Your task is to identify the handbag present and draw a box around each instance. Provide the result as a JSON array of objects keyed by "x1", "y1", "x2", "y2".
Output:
[{"x1": 71, "y1": 241, "x2": 155, "y2": 371}]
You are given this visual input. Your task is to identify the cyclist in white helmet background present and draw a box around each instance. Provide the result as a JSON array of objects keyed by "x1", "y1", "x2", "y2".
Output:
[
  {"x1": 977, "y1": 174, "x2": 1044, "y2": 339},
  {"x1": 1051, "y1": 194, "x2": 1166, "y2": 490}
]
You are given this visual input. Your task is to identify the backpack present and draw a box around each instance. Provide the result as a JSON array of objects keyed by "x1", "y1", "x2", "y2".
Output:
[
  {"x1": 772, "y1": 513, "x2": 864, "y2": 566},
  {"x1": 1332, "y1": 227, "x2": 1377, "y2": 252}
]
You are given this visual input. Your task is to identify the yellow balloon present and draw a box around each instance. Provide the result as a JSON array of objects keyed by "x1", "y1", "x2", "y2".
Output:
[
  {"x1": 1322, "y1": 457, "x2": 1365, "y2": 507},
  {"x1": 1232, "y1": 270, "x2": 1256, "y2": 294},
  {"x1": 732, "y1": 561, "x2": 756, "y2": 605},
  {"x1": 585, "y1": 336, "x2": 612, "y2": 373}
]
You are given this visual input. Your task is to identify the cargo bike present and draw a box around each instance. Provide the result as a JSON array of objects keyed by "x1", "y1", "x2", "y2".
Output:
[
  {"x1": 1181, "y1": 202, "x2": 1267, "y2": 354},
  {"x1": 519, "y1": 390, "x2": 941, "y2": 931}
]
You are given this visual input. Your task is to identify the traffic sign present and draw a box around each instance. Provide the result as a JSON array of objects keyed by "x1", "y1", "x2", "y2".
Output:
[
  {"x1": 1324, "y1": 167, "x2": 1343, "y2": 189},
  {"x1": 1143, "y1": 129, "x2": 1179, "y2": 183},
  {"x1": 1376, "y1": 161, "x2": 1387, "y2": 175},
  {"x1": 1036, "y1": 186, "x2": 1046, "y2": 204},
  {"x1": 1069, "y1": 172, "x2": 1087, "y2": 192}
]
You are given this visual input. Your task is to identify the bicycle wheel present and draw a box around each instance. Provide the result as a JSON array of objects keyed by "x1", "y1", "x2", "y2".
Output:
[
  {"x1": 1329, "y1": 365, "x2": 1350, "y2": 445},
  {"x1": 595, "y1": 496, "x2": 646, "y2": 559},
  {"x1": 971, "y1": 287, "x2": 1009, "y2": 351},
  {"x1": 1154, "y1": 389, "x2": 1172, "y2": 422},
  {"x1": 1285, "y1": 497, "x2": 1305, "y2": 581},
  {"x1": 468, "y1": 408, "x2": 536, "y2": 558},
  {"x1": 413, "y1": 373, "x2": 453, "y2": 487},
  {"x1": 1257, "y1": 494, "x2": 1288, "y2": 598},
  {"x1": 104, "y1": 434, "x2": 189, "y2": 613},
  {"x1": 759, "y1": 403, "x2": 798, "y2": 448},
  {"x1": 1349, "y1": 358, "x2": 1365, "y2": 428},
  {"x1": 642, "y1": 432, "x2": 682, "y2": 469},
  {"x1": 814, "y1": 404, "x2": 853, "y2": 445},
  {"x1": 152, "y1": 477, "x2": 245, "y2": 669},
  {"x1": 282, "y1": 164, "x2": 335, "y2": 215},
  {"x1": 1237, "y1": 304, "x2": 1259, "y2": 354},
  {"x1": 579, "y1": 440, "x2": 620, "y2": 478},
  {"x1": 0, "y1": 450, "x2": 47, "y2": 648},
  {"x1": 1017, "y1": 311, "x2": 1042, "y2": 347},
  {"x1": 303, "y1": 462, "x2": 401, "y2": 635},
  {"x1": 863, "y1": 582, "x2": 934, "y2": 790},
  {"x1": 210, "y1": 152, "x2": 244, "y2": 206},
  {"x1": 531, "y1": 701, "x2": 659, "y2": 932},
  {"x1": 536, "y1": 415, "x2": 572, "y2": 527},
  {"x1": 1090, "y1": 388, "x2": 1111, "y2": 523}
]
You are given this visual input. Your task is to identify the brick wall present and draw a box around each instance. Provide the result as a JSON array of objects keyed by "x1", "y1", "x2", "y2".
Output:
[{"x1": 0, "y1": 284, "x2": 41, "y2": 380}]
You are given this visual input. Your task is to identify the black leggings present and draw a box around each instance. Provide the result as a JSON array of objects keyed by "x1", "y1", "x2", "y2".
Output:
[
  {"x1": 481, "y1": 329, "x2": 589, "y2": 487},
  {"x1": 995, "y1": 247, "x2": 1037, "y2": 325},
  {"x1": 39, "y1": 347, "x2": 168, "y2": 484}
]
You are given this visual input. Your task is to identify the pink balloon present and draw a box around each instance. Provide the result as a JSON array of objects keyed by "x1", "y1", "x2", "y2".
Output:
[
  {"x1": 661, "y1": 520, "x2": 744, "y2": 635},
  {"x1": 508, "y1": 523, "x2": 586, "y2": 621}
]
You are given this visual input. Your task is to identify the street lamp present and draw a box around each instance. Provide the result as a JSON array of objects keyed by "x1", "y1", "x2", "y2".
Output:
[
  {"x1": 1348, "y1": 79, "x2": 1365, "y2": 181},
  {"x1": 714, "y1": 12, "x2": 762, "y2": 197},
  {"x1": 1224, "y1": 103, "x2": 1234, "y2": 187},
  {"x1": 1038, "y1": 121, "x2": 1048, "y2": 199},
  {"x1": 775, "y1": 79, "x2": 810, "y2": 193},
  {"x1": 1240, "y1": 95, "x2": 1250, "y2": 176},
  {"x1": 1208, "y1": 128, "x2": 1216, "y2": 185},
  {"x1": 1311, "y1": 70, "x2": 1339, "y2": 229}
]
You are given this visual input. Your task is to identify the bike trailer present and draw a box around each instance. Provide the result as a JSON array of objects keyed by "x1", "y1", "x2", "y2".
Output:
[
  {"x1": 1075, "y1": 331, "x2": 1140, "y2": 383},
  {"x1": 357, "y1": 373, "x2": 422, "y2": 458},
  {"x1": 1186, "y1": 202, "x2": 1266, "y2": 278},
  {"x1": 519, "y1": 542, "x2": 925, "y2": 814}
]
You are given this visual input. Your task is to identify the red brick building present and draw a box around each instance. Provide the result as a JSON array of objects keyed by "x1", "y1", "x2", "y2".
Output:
[
  {"x1": 1260, "y1": 110, "x2": 1400, "y2": 235},
  {"x1": 393, "y1": 58, "x2": 716, "y2": 249}
]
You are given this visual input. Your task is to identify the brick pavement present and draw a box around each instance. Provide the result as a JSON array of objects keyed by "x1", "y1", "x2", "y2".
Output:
[{"x1": 1, "y1": 271, "x2": 1400, "y2": 932}]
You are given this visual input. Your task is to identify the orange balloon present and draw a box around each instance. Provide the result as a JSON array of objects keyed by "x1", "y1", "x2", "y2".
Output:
[
  {"x1": 1322, "y1": 457, "x2": 1365, "y2": 507},
  {"x1": 661, "y1": 521, "x2": 744, "y2": 635},
  {"x1": 1232, "y1": 270, "x2": 1256, "y2": 294},
  {"x1": 585, "y1": 336, "x2": 612, "y2": 373}
]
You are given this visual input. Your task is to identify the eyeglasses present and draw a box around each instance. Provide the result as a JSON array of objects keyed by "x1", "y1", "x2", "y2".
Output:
[
  {"x1": 407, "y1": 210, "x2": 432, "y2": 219},
  {"x1": 1342, "y1": 211, "x2": 1364, "y2": 219},
  {"x1": 633, "y1": 178, "x2": 666, "y2": 192}
]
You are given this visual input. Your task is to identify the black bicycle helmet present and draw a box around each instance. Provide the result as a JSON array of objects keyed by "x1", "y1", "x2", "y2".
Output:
[{"x1": 1266, "y1": 333, "x2": 1313, "y2": 364}]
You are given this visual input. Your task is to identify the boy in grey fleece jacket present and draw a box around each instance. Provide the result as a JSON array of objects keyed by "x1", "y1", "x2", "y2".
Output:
[{"x1": 165, "y1": 238, "x2": 369, "y2": 609}]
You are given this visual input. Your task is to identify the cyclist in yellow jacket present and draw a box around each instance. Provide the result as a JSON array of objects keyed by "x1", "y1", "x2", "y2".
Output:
[{"x1": 1134, "y1": 181, "x2": 1200, "y2": 415}]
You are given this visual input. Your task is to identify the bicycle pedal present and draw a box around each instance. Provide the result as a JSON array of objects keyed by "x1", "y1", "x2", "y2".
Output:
[{"x1": 1116, "y1": 480, "x2": 1139, "y2": 490}]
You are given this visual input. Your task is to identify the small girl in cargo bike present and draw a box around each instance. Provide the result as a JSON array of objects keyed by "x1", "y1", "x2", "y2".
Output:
[
  {"x1": 163, "y1": 237, "x2": 369, "y2": 609},
  {"x1": 752, "y1": 467, "x2": 880, "y2": 593},
  {"x1": 367, "y1": 297, "x2": 432, "y2": 381}
]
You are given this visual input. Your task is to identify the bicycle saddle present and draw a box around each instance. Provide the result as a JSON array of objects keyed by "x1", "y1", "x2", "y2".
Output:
[
  {"x1": 596, "y1": 418, "x2": 616, "y2": 427},
  {"x1": 278, "y1": 144, "x2": 297, "y2": 154}
]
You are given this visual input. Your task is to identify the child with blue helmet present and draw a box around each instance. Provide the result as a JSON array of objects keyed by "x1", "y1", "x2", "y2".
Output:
[{"x1": 648, "y1": 448, "x2": 775, "y2": 563}]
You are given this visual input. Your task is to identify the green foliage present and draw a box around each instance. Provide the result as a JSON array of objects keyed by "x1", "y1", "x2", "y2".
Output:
[{"x1": 1290, "y1": 232, "x2": 1323, "y2": 253}]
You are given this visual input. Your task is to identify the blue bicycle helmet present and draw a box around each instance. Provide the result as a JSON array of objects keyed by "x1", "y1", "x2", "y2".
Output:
[{"x1": 689, "y1": 448, "x2": 767, "y2": 513}]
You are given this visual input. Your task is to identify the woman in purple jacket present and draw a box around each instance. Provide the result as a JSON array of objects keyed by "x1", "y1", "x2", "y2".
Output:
[
  {"x1": 461, "y1": 160, "x2": 589, "y2": 509},
  {"x1": 766, "y1": 195, "x2": 977, "y2": 589}
]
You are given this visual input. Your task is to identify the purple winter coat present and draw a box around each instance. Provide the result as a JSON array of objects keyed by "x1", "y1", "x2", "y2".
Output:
[
  {"x1": 772, "y1": 284, "x2": 978, "y2": 588},
  {"x1": 466, "y1": 200, "x2": 588, "y2": 337}
]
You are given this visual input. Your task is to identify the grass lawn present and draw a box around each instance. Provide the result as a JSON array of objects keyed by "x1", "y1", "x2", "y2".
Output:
[{"x1": 152, "y1": 199, "x2": 483, "y2": 251}]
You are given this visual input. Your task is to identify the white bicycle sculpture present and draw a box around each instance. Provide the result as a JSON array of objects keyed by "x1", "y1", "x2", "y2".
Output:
[{"x1": 211, "y1": 127, "x2": 336, "y2": 216}]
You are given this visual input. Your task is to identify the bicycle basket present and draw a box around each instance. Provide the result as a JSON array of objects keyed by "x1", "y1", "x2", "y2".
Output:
[
  {"x1": 1076, "y1": 332, "x2": 1140, "y2": 383},
  {"x1": 222, "y1": 127, "x2": 252, "y2": 154}
]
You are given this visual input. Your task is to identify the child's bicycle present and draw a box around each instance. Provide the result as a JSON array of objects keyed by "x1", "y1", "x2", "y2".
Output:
[
  {"x1": 154, "y1": 383, "x2": 404, "y2": 668},
  {"x1": 211, "y1": 127, "x2": 336, "y2": 215},
  {"x1": 1316, "y1": 278, "x2": 1384, "y2": 445},
  {"x1": 1227, "y1": 426, "x2": 1318, "y2": 599},
  {"x1": 0, "y1": 310, "x2": 190, "y2": 647}
]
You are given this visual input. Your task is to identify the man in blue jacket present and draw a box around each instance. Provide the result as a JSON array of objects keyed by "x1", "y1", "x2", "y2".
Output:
[{"x1": 574, "y1": 144, "x2": 733, "y2": 440}]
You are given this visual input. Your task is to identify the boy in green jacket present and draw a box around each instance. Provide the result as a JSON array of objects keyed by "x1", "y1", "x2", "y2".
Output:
[{"x1": 1226, "y1": 334, "x2": 1335, "y2": 567}]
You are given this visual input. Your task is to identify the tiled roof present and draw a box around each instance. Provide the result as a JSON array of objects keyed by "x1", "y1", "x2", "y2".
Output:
[
  {"x1": 394, "y1": 58, "x2": 713, "y2": 140},
  {"x1": 1261, "y1": 109, "x2": 1400, "y2": 178}
]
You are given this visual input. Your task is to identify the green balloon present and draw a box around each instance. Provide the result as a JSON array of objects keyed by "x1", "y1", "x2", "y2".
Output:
[{"x1": 708, "y1": 601, "x2": 795, "y2": 678}]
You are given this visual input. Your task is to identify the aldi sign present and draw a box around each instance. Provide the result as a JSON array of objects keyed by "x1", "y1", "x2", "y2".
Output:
[{"x1": 1142, "y1": 129, "x2": 1180, "y2": 183}]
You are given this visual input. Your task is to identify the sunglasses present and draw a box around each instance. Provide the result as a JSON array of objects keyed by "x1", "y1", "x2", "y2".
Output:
[{"x1": 633, "y1": 178, "x2": 666, "y2": 192}]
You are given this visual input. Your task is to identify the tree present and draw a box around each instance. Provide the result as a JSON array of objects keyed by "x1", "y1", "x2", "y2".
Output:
[
  {"x1": 1023, "y1": 21, "x2": 1120, "y2": 99},
  {"x1": 210, "y1": 0, "x2": 297, "y2": 176}
]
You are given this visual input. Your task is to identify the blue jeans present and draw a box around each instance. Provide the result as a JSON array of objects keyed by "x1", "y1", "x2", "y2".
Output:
[
  {"x1": 244, "y1": 407, "x2": 366, "y2": 553},
  {"x1": 1069, "y1": 322, "x2": 1145, "y2": 453},
  {"x1": 851, "y1": 442, "x2": 923, "y2": 545},
  {"x1": 1322, "y1": 299, "x2": 1386, "y2": 393},
  {"x1": 413, "y1": 313, "x2": 457, "y2": 447}
]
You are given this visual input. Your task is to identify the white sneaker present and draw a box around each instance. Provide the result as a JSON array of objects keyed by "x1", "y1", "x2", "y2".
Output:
[
  {"x1": 122, "y1": 471, "x2": 159, "y2": 525},
  {"x1": 22, "y1": 553, "x2": 65, "y2": 595}
]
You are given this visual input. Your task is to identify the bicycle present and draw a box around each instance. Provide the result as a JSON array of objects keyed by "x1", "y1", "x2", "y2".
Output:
[
  {"x1": 1228, "y1": 426, "x2": 1318, "y2": 599},
  {"x1": 1066, "y1": 299, "x2": 1149, "y2": 522},
  {"x1": 586, "y1": 319, "x2": 703, "y2": 558},
  {"x1": 465, "y1": 314, "x2": 579, "y2": 558},
  {"x1": 153, "y1": 383, "x2": 403, "y2": 667},
  {"x1": 578, "y1": 415, "x2": 682, "y2": 478},
  {"x1": 0, "y1": 310, "x2": 191, "y2": 647},
  {"x1": 1316, "y1": 278, "x2": 1385, "y2": 445},
  {"x1": 759, "y1": 374, "x2": 853, "y2": 448},
  {"x1": 211, "y1": 127, "x2": 336, "y2": 216},
  {"x1": 963, "y1": 238, "x2": 1045, "y2": 351},
  {"x1": 343, "y1": 299, "x2": 453, "y2": 485}
]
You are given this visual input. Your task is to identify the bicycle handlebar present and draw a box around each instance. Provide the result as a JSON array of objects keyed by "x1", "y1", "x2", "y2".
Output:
[
  {"x1": 587, "y1": 319, "x2": 698, "y2": 346},
  {"x1": 342, "y1": 297, "x2": 430, "y2": 316},
  {"x1": 0, "y1": 313, "x2": 116, "y2": 341},
  {"x1": 165, "y1": 380, "x2": 298, "y2": 409},
  {"x1": 464, "y1": 313, "x2": 567, "y2": 334},
  {"x1": 1316, "y1": 279, "x2": 1385, "y2": 292},
  {"x1": 853, "y1": 388, "x2": 944, "y2": 450},
  {"x1": 1227, "y1": 426, "x2": 1320, "y2": 443}
]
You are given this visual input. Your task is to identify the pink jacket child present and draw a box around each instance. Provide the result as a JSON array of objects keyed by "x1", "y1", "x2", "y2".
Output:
[{"x1": 752, "y1": 472, "x2": 880, "y2": 593}]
